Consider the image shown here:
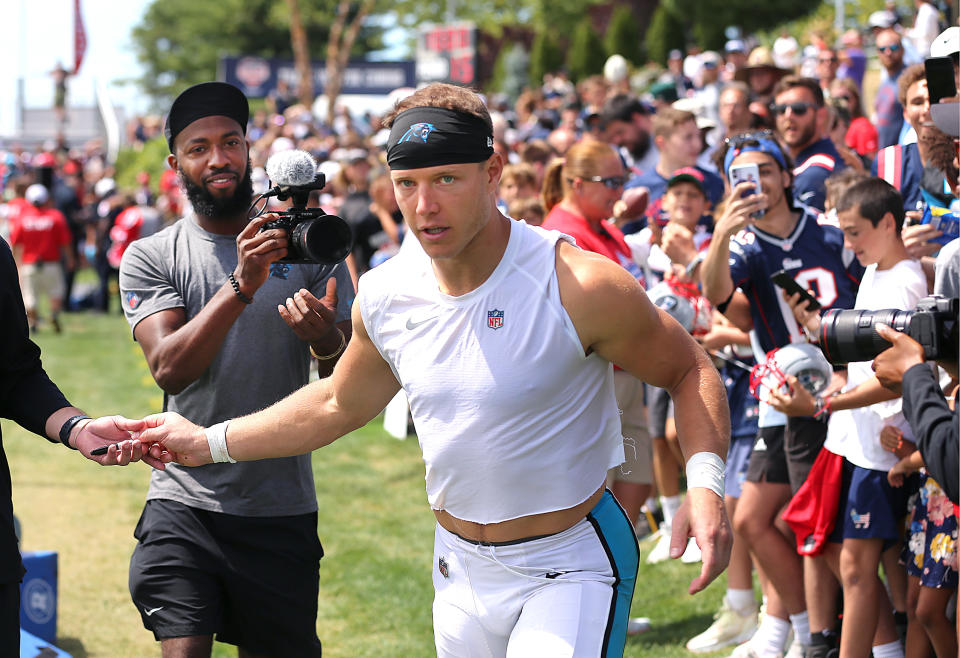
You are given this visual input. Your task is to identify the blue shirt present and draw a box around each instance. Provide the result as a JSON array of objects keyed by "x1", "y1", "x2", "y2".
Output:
[
  {"x1": 871, "y1": 142, "x2": 924, "y2": 212},
  {"x1": 792, "y1": 137, "x2": 846, "y2": 213},
  {"x1": 874, "y1": 70, "x2": 904, "y2": 150},
  {"x1": 728, "y1": 207, "x2": 863, "y2": 354},
  {"x1": 722, "y1": 357, "x2": 759, "y2": 439}
]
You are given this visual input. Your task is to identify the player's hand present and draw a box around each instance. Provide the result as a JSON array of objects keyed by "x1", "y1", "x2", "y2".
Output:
[
  {"x1": 871, "y1": 323, "x2": 925, "y2": 395},
  {"x1": 714, "y1": 182, "x2": 767, "y2": 238},
  {"x1": 278, "y1": 278, "x2": 343, "y2": 354},
  {"x1": 135, "y1": 412, "x2": 212, "y2": 467},
  {"x1": 768, "y1": 375, "x2": 817, "y2": 416},
  {"x1": 671, "y1": 488, "x2": 732, "y2": 595},
  {"x1": 233, "y1": 214, "x2": 289, "y2": 298},
  {"x1": 77, "y1": 416, "x2": 170, "y2": 470}
]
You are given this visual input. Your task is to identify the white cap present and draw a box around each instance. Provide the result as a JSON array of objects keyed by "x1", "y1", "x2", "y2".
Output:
[
  {"x1": 930, "y1": 26, "x2": 959, "y2": 58},
  {"x1": 25, "y1": 184, "x2": 49, "y2": 206},
  {"x1": 94, "y1": 177, "x2": 116, "y2": 198},
  {"x1": 604, "y1": 54, "x2": 629, "y2": 83},
  {"x1": 868, "y1": 10, "x2": 896, "y2": 29}
]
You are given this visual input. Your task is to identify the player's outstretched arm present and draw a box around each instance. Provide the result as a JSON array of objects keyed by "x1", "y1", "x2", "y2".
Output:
[
  {"x1": 137, "y1": 301, "x2": 401, "y2": 465},
  {"x1": 557, "y1": 242, "x2": 732, "y2": 593}
]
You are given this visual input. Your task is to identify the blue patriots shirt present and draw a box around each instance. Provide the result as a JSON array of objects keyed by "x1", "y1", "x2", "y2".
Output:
[
  {"x1": 722, "y1": 352, "x2": 759, "y2": 439},
  {"x1": 872, "y1": 143, "x2": 924, "y2": 213},
  {"x1": 728, "y1": 207, "x2": 864, "y2": 354},
  {"x1": 791, "y1": 138, "x2": 846, "y2": 213}
]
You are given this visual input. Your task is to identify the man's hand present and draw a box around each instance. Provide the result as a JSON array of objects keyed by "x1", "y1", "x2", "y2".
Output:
[
  {"x1": 76, "y1": 416, "x2": 171, "y2": 469},
  {"x1": 768, "y1": 375, "x2": 817, "y2": 416},
  {"x1": 871, "y1": 323, "x2": 925, "y2": 395},
  {"x1": 671, "y1": 488, "x2": 732, "y2": 594},
  {"x1": 713, "y1": 182, "x2": 767, "y2": 239},
  {"x1": 901, "y1": 222, "x2": 942, "y2": 260},
  {"x1": 662, "y1": 223, "x2": 697, "y2": 267},
  {"x1": 278, "y1": 278, "x2": 340, "y2": 349},
  {"x1": 232, "y1": 214, "x2": 289, "y2": 298},
  {"x1": 136, "y1": 413, "x2": 212, "y2": 467}
]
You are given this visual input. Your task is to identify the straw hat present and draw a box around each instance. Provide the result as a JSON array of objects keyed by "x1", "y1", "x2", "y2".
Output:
[{"x1": 734, "y1": 47, "x2": 792, "y2": 82}]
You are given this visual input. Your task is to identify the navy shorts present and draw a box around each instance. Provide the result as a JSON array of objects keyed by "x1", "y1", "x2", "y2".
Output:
[
  {"x1": 830, "y1": 460, "x2": 907, "y2": 544},
  {"x1": 129, "y1": 499, "x2": 324, "y2": 655},
  {"x1": 745, "y1": 426, "x2": 790, "y2": 485},
  {"x1": 725, "y1": 434, "x2": 755, "y2": 499}
]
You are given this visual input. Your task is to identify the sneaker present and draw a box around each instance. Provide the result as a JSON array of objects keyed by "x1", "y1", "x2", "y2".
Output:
[
  {"x1": 626, "y1": 617, "x2": 651, "y2": 635},
  {"x1": 680, "y1": 537, "x2": 702, "y2": 563},
  {"x1": 783, "y1": 640, "x2": 809, "y2": 658},
  {"x1": 727, "y1": 641, "x2": 782, "y2": 658},
  {"x1": 686, "y1": 597, "x2": 759, "y2": 653},
  {"x1": 645, "y1": 526, "x2": 673, "y2": 564}
]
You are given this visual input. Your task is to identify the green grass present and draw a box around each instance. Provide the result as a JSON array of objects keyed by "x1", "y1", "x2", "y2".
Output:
[{"x1": 6, "y1": 306, "x2": 734, "y2": 657}]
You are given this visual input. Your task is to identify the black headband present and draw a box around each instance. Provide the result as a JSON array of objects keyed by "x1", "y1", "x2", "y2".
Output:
[
  {"x1": 165, "y1": 82, "x2": 249, "y2": 153},
  {"x1": 386, "y1": 107, "x2": 494, "y2": 170}
]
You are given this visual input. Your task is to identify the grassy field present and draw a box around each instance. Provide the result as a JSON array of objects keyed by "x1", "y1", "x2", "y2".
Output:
[{"x1": 6, "y1": 302, "x2": 733, "y2": 657}]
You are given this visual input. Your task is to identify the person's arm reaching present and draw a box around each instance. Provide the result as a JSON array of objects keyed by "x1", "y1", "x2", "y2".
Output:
[{"x1": 556, "y1": 242, "x2": 732, "y2": 594}]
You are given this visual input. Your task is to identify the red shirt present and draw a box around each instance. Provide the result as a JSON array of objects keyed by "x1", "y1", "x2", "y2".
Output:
[
  {"x1": 542, "y1": 205, "x2": 635, "y2": 270},
  {"x1": 845, "y1": 116, "x2": 878, "y2": 157},
  {"x1": 9, "y1": 206, "x2": 71, "y2": 263}
]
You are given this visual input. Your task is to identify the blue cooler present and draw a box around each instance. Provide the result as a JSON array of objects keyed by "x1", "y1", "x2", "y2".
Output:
[
  {"x1": 20, "y1": 627, "x2": 72, "y2": 657},
  {"x1": 19, "y1": 551, "x2": 58, "y2": 644}
]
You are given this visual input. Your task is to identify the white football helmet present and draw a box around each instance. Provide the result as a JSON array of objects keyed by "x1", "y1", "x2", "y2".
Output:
[
  {"x1": 646, "y1": 278, "x2": 713, "y2": 336},
  {"x1": 749, "y1": 342, "x2": 833, "y2": 402}
]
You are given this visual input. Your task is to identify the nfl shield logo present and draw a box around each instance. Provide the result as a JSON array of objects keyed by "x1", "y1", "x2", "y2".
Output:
[
  {"x1": 124, "y1": 291, "x2": 141, "y2": 310},
  {"x1": 487, "y1": 309, "x2": 504, "y2": 330},
  {"x1": 438, "y1": 556, "x2": 449, "y2": 578}
]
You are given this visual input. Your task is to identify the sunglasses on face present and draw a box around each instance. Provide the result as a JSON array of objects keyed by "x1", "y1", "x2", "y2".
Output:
[
  {"x1": 877, "y1": 44, "x2": 902, "y2": 53},
  {"x1": 580, "y1": 175, "x2": 627, "y2": 189},
  {"x1": 770, "y1": 102, "x2": 819, "y2": 116},
  {"x1": 818, "y1": 57, "x2": 838, "y2": 64}
]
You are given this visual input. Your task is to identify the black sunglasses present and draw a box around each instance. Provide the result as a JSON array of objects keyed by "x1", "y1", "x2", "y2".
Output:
[
  {"x1": 877, "y1": 44, "x2": 902, "y2": 54},
  {"x1": 578, "y1": 175, "x2": 627, "y2": 189},
  {"x1": 769, "y1": 102, "x2": 819, "y2": 116}
]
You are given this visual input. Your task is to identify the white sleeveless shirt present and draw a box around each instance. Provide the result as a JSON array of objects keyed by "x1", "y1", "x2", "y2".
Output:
[{"x1": 356, "y1": 221, "x2": 624, "y2": 524}]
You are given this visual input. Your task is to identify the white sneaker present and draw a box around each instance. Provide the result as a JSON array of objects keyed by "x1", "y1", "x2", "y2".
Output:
[
  {"x1": 645, "y1": 526, "x2": 673, "y2": 564},
  {"x1": 727, "y1": 641, "x2": 783, "y2": 658},
  {"x1": 686, "y1": 597, "x2": 759, "y2": 653},
  {"x1": 680, "y1": 537, "x2": 702, "y2": 563},
  {"x1": 783, "y1": 640, "x2": 809, "y2": 658},
  {"x1": 626, "y1": 617, "x2": 651, "y2": 635}
]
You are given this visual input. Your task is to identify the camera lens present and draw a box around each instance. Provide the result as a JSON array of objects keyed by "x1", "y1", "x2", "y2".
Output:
[
  {"x1": 290, "y1": 215, "x2": 354, "y2": 265},
  {"x1": 819, "y1": 308, "x2": 912, "y2": 364}
]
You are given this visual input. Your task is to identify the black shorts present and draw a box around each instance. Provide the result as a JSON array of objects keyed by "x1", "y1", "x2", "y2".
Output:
[
  {"x1": 129, "y1": 499, "x2": 324, "y2": 656},
  {"x1": 645, "y1": 385, "x2": 674, "y2": 438},
  {"x1": 784, "y1": 416, "x2": 828, "y2": 494},
  {"x1": 0, "y1": 581, "x2": 19, "y2": 658},
  {"x1": 745, "y1": 426, "x2": 790, "y2": 485}
]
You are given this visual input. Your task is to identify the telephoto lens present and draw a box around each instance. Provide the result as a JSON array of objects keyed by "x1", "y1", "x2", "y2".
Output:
[{"x1": 819, "y1": 308, "x2": 911, "y2": 365}]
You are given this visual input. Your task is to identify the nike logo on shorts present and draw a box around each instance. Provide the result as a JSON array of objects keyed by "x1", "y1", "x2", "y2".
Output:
[
  {"x1": 406, "y1": 316, "x2": 438, "y2": 330},
  {"x1": 144, "y1": 606, "x2": 164, "y2": 616}
]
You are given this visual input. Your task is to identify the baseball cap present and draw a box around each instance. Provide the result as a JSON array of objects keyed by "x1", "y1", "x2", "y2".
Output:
[
  {"x1": 931, "y1": 102, "x2": 959, "y2": 137},
  {"x1": 725, "y1": 39, "x2": 747, "y2": 54},
  {"x1": 25, "y1": 184, "x2": 49, "y2": 206},
  {"x1": 94, "y1": 177, "x2": 116, "y2": 198},
  {"x1": 868, "y1": 10, "x2": 896, "y2": 29},
  {"x1": 930, "y1": 26, "x2": 959, "y2": 58},
  {"x1": 667, "y1": 167, "x2": 706, "y2": 193},
  {"x1": 669, "y1": 49, "x2": 683, "y2": 60}
]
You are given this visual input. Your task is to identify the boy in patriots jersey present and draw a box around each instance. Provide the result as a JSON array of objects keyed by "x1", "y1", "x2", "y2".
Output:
[{"x1": 700, "y1": 133, "x2": 863, "y2": 657}]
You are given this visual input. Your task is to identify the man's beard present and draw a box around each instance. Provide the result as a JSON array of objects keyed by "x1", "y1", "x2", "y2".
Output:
[
  {"x1": 179, "y1": 159, "x2": 254, "y2": 220},
  {"x1": 628, "y1": 131, "x2": 651, "y2": 160}
]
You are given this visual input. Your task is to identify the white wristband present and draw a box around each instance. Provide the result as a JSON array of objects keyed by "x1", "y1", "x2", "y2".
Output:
[
  {"x1": 685, "y1": 451, "x2": 725, "y2": 499},
  {"x1": 204, "y1": 421, "x2": 236, "y2": 464}
]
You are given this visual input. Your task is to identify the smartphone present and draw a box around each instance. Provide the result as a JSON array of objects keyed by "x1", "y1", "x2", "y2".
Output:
[
  {"x1": 728, "y1": 163, "x2": 760, "y2": 198},
  {"x1": 770, "y1": 269, "x2": 822, "y2": 311},
  {"x1": 925, "y1": 56, "x2": 957, "y2": 105}
]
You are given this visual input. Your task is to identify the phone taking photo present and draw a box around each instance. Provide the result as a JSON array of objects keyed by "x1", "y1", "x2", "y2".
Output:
[
  {"x1": 770, "y1": 269, "x2": 821, "y2": 311},
  {"x1": 925, "y1": 56, "x2": 957, "y2": 106},
  {"x1": 728, "y1": 163, "x2": 764, "y2": 218}
]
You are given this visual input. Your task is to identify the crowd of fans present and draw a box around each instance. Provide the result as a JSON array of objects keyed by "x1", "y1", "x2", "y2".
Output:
[{"x1": 0, "y1": 3, "x2": 958, "y2": 656}]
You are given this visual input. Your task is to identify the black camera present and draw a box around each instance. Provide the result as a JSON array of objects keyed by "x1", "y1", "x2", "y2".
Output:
[
  {"x1": 259, "y1": 172, "x2": 354, "y2": 265},
  {"x1": 819, "y1": 295, "x2": 959, "y2": 365}
]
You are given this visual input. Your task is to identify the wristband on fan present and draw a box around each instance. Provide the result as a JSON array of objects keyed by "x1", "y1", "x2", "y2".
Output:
[
  {"x1": 204, "y1": 421, "x2": 236, "y2": 463},
  {"x1": 685, "y1": 451, "x2": 725, "y2": 498}
]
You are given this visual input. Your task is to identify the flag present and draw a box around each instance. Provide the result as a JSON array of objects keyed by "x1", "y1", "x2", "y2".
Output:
[{"x1": 74, "y1": 0, "x2": 87, "y2": 75}]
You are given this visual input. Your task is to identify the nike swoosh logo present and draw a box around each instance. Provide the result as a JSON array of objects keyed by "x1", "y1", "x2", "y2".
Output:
[
  {"x1": 144, "y1": 606, "x2": 164, "y2": 616},
  {"x1": 405, "y1": 316, "x2": 438, "y2": 330}
]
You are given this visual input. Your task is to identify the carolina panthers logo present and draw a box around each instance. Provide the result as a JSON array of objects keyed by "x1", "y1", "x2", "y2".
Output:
[{"x1": 399, "y1": 122, "x2": 435, "y2": 143}]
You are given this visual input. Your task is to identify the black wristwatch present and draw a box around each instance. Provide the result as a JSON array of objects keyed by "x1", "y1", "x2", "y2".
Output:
[{"x1": 59, "y1": 415, "x2": 91, "y2": 450}]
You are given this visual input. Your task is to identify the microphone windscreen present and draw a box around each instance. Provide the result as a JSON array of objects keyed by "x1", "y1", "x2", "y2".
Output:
[{"x1": 266, "y1": 150, "x2": 317, "y2": 187}]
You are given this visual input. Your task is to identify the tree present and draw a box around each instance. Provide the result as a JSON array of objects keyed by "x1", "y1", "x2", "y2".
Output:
[
  {"x1": 529, "y1": 30, "x2": 565, "y2": 88},
  {"x1": 605, "y1": 4, "x2": 644, "y2": 66},
  {"x1": 566, "y1": 21, "x2": 606, "y2": 83},
  {"x1": 284, "y1": 0, "x2": 314, "y2": 107},
  {"x1": 324, "y1": 0, "x2": 377, "y2": 121},
  {"x1": 644, "y1": 4, "x2": 686, "y2": 66}
]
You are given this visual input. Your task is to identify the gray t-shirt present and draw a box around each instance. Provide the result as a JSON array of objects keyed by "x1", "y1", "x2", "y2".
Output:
[
  {"x1": 119, "y1": 214, "x2": 353, "y2": 516},
  {"x1": 934, "y1": 238, "x2": 959, "y2": 298}
]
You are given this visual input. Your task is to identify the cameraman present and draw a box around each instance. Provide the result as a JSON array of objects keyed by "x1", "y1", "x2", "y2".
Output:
[
  {"x1": 117, "y1": 82, "x2": 352, "y2": 657},
  {"x1": 872, "y1": 324, "x2": 958, "y2": 504}
]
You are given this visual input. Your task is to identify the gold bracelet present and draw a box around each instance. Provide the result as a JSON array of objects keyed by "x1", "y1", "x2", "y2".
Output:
[{"x1": 310, "y1": 329, "x2": 346, "y2": 361}]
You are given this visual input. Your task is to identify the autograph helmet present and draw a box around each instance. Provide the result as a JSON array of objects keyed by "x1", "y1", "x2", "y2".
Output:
[
  {"x1": 749, "y1": 342, "x2": 832, "y2": 402},
  {"x1": 647, "y1": 278, "x2": 713, "y2": 336}
]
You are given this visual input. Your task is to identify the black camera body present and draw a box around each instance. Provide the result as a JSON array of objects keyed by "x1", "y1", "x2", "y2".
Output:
[
  {"x1": 260, "y1": 173, "x2": 354, "y2": 265},
  {"x1": 819, "y1": 295, "x2": 959, "y2": 365}
]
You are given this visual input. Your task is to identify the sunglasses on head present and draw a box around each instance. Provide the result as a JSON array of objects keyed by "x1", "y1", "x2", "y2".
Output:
[
  {"x1": 769, "y1": 102, "x2": 819, "y2": 116},
  {"x1": 877, "y1": 44, "x2": 902, "y2": 53},
  {"x1": 580, "y1": 175, "x2": 627, "y2": 189},
  {"x1": 724, "y1": 130, "x2": 776, "y2": 148}
]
